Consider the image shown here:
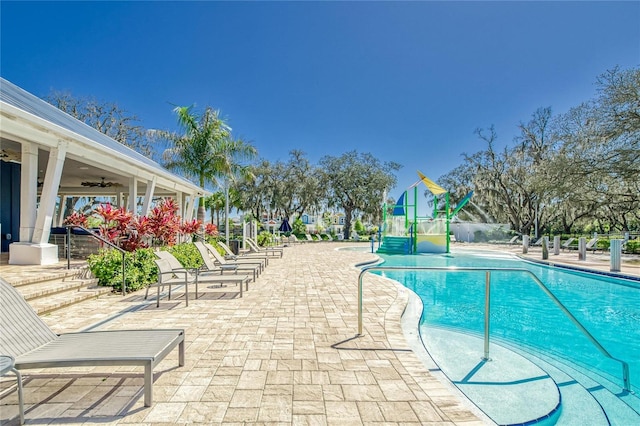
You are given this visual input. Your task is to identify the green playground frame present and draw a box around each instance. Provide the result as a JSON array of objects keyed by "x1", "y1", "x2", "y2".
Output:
[{"x1": 379, "y1": 171, "x2": 472, "y2": 254}]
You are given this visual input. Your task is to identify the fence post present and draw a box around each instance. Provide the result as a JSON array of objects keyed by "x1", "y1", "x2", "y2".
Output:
[
  {"x1": 578, "y1": 237, "x2": 586, "y2": 261},
  {"x1": 610, "y1": 240, "x2": 622, "y2": 272},
  {"x1": 542, "y1": 237, "x2": 549, "y2": 260},
  {"x1": 553, "y1": 236, "x2": 560, "y2": 256},
  {"x1": 522, "y1": 235, "x2": 529, "y2": 254}
]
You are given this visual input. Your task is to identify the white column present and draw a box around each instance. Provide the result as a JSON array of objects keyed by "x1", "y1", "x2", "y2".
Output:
[
  {"x1": 115, "y1": 189, "x2": 124, "y2": 208},
  {"x1": 32, "y1": 142, "x2": 67, "y2": 244},
  {"x1": 141, "y1": 176, "x2": 157, "y2": 216},
  {"x1": 184, "y1": 193, "x2": 196, "y2": 221},
  {"x1": 128, "y1": 177, "x2": 138, "y2": 214},
  {"x1": 174, "y1": 191, "x2": 183, "y2": 218},
  {"x1": 57, "y1": 195, "x2": 68, "y2": 226},
  {"x1": 19, "y1": 142, "x2": 38, "y2": 242}
]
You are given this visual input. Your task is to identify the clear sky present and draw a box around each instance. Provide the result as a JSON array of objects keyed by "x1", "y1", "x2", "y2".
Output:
[{"x1": 2, "y1": 1, "x2": 639, "y2": 197}]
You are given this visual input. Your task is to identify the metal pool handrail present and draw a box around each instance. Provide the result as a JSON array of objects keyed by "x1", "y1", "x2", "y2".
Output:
[{"x1": 357, "y1": 265, "x2": 631, "y2": 392}]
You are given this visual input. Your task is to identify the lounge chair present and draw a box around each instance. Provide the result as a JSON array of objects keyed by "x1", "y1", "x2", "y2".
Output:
[
  {"x1": 323, "y1": 233, "x2": 333, "y2": 241},
  {"x1": 218, "y1": 241, "x2": 270, "y2": 266},
  {"x1": 154, "y1": 250, "x2": 251, "y2": 298},
  {"x1": 508, "y1": 236, "x2": 519, "y2": 245},
  {"x1": 305, "y1": 234, "x2": 317, "y2": 242},
  {"x1": 246, "y1": 238, "x2": 284, "y2": 258},
  {"x1": 204, "y1": 242, "x2": 265, "y2": 271},
  {"x1": 147, "y1": 258, "x2": 193, "y2": 307},
  {"x1": 194, "y1": 241, "x2": 261, "y2": 281},
  {"x1": 561, "y1": 237, "x2": 576, "y2": 251},
  {"x1": 585, "y1": 238, "x2": 599, "y2": 252},
  {"x1": 0, "y1": 278, "x2": 185, "y2": 410},
  {"x1": 290, "y1": 234, "x2": 307, "y2": 244}
]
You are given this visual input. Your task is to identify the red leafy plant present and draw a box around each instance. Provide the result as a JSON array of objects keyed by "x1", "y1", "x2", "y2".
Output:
[
  {"x1": 63, "y1": 198, "x2": 190, "y2": 251},
  {"x1": 204, "y1": 223, "x2": 219, "y2": 236},
  {"x1": 63, "y1": 211, "x2": 88, "y2": 227}
]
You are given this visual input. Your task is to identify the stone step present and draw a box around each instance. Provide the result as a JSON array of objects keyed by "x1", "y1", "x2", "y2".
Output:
[
  {"x1": 6, "y1": 267, "x2": 114, "y2": 315},
  {"x1": 26, "y1": 284, "x2": 113, "y2": 315},
  {"x1": 16, "y1": 276, "x2": 99, "y2": 300}
]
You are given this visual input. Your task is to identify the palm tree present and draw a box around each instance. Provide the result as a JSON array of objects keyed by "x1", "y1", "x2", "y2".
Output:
[
  {"x1": 204, "y1": 191, "x2": 225, "y2": 226},
  {"x1": 163, "y1": 105, "x2": 257, "y2": 231},
  {"x1": 213, "y1": 136, "x2": 257, "y2": 242}
]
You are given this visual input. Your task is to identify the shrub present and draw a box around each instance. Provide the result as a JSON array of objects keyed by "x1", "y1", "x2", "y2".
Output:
[
  {"x1": 87, "y1": 247, "x2": 157, "y2": 292},
  {"x1": 257, "y1": 231, "x2": 273, "y2": 246},
  {"x1": 626, "y1": 240, "x2": 639, "y2": 254},
  {"x1": 167, "y1": 243, "x2": 203, "y2": 269}
]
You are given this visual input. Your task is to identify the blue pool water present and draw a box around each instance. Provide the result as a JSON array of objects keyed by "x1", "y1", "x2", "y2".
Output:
[{"x1": 374, "y1": 250, "x2": 640, "y2": 422}]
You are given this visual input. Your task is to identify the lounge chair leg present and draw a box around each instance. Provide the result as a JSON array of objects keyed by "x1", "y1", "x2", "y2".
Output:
[
  {"x1": 156, "y1": 285, "x2": 160, "y2": 308},
  {"x1": 144, "y1": 363, "x2": 152, "y2": 407},
  {"x1": 12, "y1": 368, "x2": 24, "y2": 425},
  {"x1": 178, "y1": 339, "x2": 185, "y2": 366}
]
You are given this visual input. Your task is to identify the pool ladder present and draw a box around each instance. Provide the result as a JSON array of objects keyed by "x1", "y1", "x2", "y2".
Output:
[{"x1": 357, "y1": 266, "x2": 632, "y2": 392}]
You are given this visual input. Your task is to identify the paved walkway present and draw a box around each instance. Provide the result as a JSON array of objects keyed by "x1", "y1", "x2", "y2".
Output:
[{"x1": 0, "y1": 243, "x2": 486, "y2": 425}]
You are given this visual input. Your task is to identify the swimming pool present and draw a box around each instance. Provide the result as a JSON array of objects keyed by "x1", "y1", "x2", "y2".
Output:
[{"x1": 374, "y1": 250, "x2": 640, "y2": 425}]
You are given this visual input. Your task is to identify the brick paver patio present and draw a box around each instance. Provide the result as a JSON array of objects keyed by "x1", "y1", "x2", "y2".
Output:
[{"x1": 1, "y1": 243, "x2": 487, "y2": 425}]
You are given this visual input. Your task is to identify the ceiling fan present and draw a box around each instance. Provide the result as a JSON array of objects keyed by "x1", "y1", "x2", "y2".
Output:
[{"x1": 81, "y1": 177, "x2": 120, "y2": 188}]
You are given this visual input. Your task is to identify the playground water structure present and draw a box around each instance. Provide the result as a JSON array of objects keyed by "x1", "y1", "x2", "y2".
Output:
[
  {"x1": 373, "y1": 250, "x2": 640, "y2": 425},
  {"x1": 378, "y1": 171, "x2": 473, "y2": 255}
]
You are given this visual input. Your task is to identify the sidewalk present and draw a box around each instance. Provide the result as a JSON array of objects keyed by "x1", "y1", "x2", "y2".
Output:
[{"x1": 459, "y1": 242, "x2": 640, "y2": 279}]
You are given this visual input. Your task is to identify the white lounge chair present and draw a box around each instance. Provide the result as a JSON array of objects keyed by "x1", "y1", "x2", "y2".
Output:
[
  {"x1": 154, "y1": 250, "x2": 252, "y2": 298},
  {"x1": 0, "y1": 278, "x2": 185, "y2": 412},
  {"x1": 246, "y1": 238, "x2": 284, "y2": 258},
  {"x1": 194, "y1": 241, "x2": 261, "y2": 281},
  {"x1": 561, "y1": 237, "x2": 576, "y2": 251},
  {"x1": 218, "y1": 241, "x2": 270, "y2": 266},
  {"x1": 204, "y1": 242, "x2": 265, "y2": 271},
  {"x1": 586, "y1": 238, "x2": 599, "y2": 252}
]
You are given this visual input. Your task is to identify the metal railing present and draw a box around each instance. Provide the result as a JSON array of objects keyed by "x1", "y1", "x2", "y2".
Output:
[
  {"x1": 66, "y1": 225, "x2": 128, "y2": 296},
  {"x1": 357, "y1": 266, "x2": 631, "y2": 392}
]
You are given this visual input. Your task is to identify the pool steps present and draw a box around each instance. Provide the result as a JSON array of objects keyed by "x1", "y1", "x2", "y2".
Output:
[
  {"x1": 509, "y1": 342, "x2": 640, "y2": 425},
  {"x1": 420, "y1": 326, "x2": 639, "y2": 425}
]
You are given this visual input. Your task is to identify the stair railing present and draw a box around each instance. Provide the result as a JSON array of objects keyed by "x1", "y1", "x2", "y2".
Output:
[
  {"x1": 357, "y1": 265, "x2": 631, "y2": 392},
  {"x1": 66, "y1": 225, "x2": 128, "y2": 296}
]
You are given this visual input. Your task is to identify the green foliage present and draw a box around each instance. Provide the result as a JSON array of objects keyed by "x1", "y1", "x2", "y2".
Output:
[
  {"x1": 87, "y1": 247, "x2": 157, "y2": 292},
  {"x1": 257, "y1": 231, "x2": 273, "y2": 246},
  {"x1": 166, "y1": 243, "x2": 203, "y2": 269},
  {"x1": 625, "y1": 240, "x2": 639, "y2": 254},
  {"x1": 354, "y1": 219, "x2": 365, "y2": 233},
  {"x1": 319, "y1": 151, "x2": 401, "y2": 239},
  {"x1": 292, "y1": 218, "x2": 306, "y2": 234},
  {"x1": 205, "y1": 238, "x2": 227, "y2": 256},
  {"x1": 87, "y1": 241, "x2": 211, "y2": 293}
]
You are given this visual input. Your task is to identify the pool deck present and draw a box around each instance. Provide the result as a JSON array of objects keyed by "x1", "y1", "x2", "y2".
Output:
[{"x1": 0, "y1": 242, "x2": 637, "y2": 425}]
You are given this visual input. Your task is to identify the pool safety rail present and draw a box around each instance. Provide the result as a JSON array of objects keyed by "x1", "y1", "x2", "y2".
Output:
[{"x1": 357, "y1": 266, "x2": 632, "y2": 392}]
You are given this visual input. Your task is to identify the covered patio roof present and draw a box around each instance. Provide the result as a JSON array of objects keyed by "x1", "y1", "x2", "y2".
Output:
[{"x1": 0, "y1": 78, "x2": 210, "y2": 264}]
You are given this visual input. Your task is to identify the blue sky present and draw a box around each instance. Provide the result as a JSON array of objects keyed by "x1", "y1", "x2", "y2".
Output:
[{"x1": 2, "y1": 1, "x2": 639, "y2": 197}]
